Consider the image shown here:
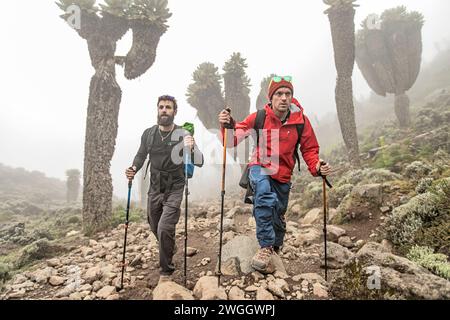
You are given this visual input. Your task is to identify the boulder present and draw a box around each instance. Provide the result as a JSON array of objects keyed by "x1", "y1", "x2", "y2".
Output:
[
  {"x1": 220, "y1": 236, "x2": 260, "y2": 274},
  {"x1": 330, "y1": 242, "x2": 450, "y2": 299},
  {"x1": 193, "y1": 276, "x2": 227, "y2": 300},
  {"x1": 152, "y1": 281, "x2": 194, "y2": 300}
]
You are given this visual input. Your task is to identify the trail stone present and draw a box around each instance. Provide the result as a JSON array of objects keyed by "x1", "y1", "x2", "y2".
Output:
[
  {"x1": 96, "y1": 286, "x2": 116, "y2": 299},
  {"x1": 326, "y1": 225, "x2": 346, "y2": 242},
  {"x1": 228, "y1": 286, "x2": 246, "y2": 300},
  {"x1": 267, "y1": 281, "x2": 285, "y2": 298},
  {"x1": 186, "y1": 247, "x2": 198, "y2": 257},
  {"x1": 221, "y1": 236, "x2": 260, "y2": 274},
  {"x1": 338, "y1": 236, "x2": 353, "y2": 248},
  {"x1": 256, "y1": 288, "x2": 274, "y2": 300},
  {"x1": 300, "y1": 208, "x2": 322, "y2": 225},
  {"x1": 313, "y1": 283, "x2": 328, "y2": 298},
  {"x1": 49, "y1": 276, "x2": 66, "y2": 286},
  {"x1": 193, "y1": 276, "x2": 227, "y2": 300},
  {"x1": 320, "y1": 242, "x2": 354, "y2": 269}
]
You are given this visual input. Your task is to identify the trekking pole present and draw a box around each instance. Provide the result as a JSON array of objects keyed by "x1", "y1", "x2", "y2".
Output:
[
  {"x1": 319, "y1": 161, "x2": 332, "y2": 282},
  {"x1": 118, "y1": 174, "x2": 133, "y2": 291},
  {"x1": 184, "y1": 149, "x2": 190, "y2": 287},
  {"x1": 218, "y1": 108, "x2": 232, "y2": 287}
]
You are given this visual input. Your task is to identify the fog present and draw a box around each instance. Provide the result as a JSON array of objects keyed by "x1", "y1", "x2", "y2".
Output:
[{"x1": 1, "y1": 0, "x2": 450, "y2": 200}]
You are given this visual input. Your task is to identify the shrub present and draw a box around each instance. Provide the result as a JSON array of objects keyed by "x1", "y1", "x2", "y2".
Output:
[{"x1": 407, "y1": 246, "x2": 450, "y2": 280}]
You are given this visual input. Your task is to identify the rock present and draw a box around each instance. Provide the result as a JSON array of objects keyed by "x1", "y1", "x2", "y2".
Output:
[
  {"x1": 292, "y1": 273, "x2": 326, "y2": 285},
  {"x1": 200, "y1": 257, "x2": 211, "y2": 266},
  {"x1": 313, "y1": 283, "x2": 328, "y2": 298},
  {"x1": 300, "y1": 208, "x2": 322, "y2": 225},
  {"x1": 193, "y1": 210, "x2": 207, "y2": 219},
  {"x1": 8, "y1": 289, "x2": 26, "y2": 299},
  {"x1": 330, "y1": 242, "x2": 450, "y2": 300},
  {"x1": 103, "y1": 241, "x2": 117, "y2": 251},
  {"x1": 355, "y1": 240, "x2": 365, "y2": 249},
  {"x1": 153, "y1": 281, "x2": 195, "y2": 300},
  {"x1": 217, "y1": 218, "x2": 235, "y2": 232},
  {"x1": 106, "y1": 294, "x2": 120, "y2": 300},
  {"x1": 55, "y1": 285, "x2": 75, "y2": 298},
  {"x1": 69, "y1": 292, "x2": 83, "y2": 300},
  {"x1": 223, "y1": 231, "x2": 235, "y2": 243},
  {"x1": 221, "y1": 257, "x2": 241, "y2": 276},
  {"x1": 274, "y1": 271, "x2": 290, "y2": 279},
  {"x1": 203, "y1": 232, "x2": 211, "y2": 239},
  {"x1": 29, "y1": 267, "x2": 55, "y2": 284},
  {"x1": 89, "y1": 239, "x2": 98, "y2": 247},
  {"x1": 380, "y1": 206, "x2": 390, "y2": 214},
  {"x1": 220, "y1": 236, "x2": 260, "y2": 274},
  {"x1": 248, "y1": 217, "x2": 256, "y2": 228},
  {"x1": 92, "y1": 280, "x2": 103, "y2": 292},
  {"x1": 228, "y1": 286, "x2": 246, "y2": 300},
  {"x1": 381, "y1": 239, "x2": 393, "y2": 253},
  {"x1": 244, "y1": 285, "x2": 259, "y2": 292},
  {"x1": 256, "y1": 288, "x2": 274, "y2": 300},
  {"x1": 353, "y1": 184, "x2": 382, "y2": 205},
  {"x1": 46, "y1": 258, "x2": 61, "y2": 268},
  {"x1": 186, "y1": 247, "x2": 198, "y2": 257},
  {"x1": 66, "y1": 230, "x2": 80, "y2": 237},
  {"x1": 290, "y1": 204, "x2": 302, "y2": 216},
  {"x1": 338, "y1": 236, "x2": 354, "y2": 248},
  {"x1": 225, "y1": 207, "x2": 242, "y2": 219},
  {"x1": 193, "y1": 276, "x2": 227, "y2": 300},
  {"x1": 251, "y1": 271, "x2": 264, "y2": 282},
  {"x1": 81, "y1": 246, "x2": 95, "y2": 257},
  {"x1": 294, "y1": 227, "x2": 322, "y2": 247},
  {"x1": 269, "y1": 254, "x2": 287, "y2": 275},
  {"x1": 83, "y1": 266, "x2": 102, "y2": 284},
  {"x1": 49, "y1": 276, "x2": 66, "y2": 286},
  {"x1": 274, "y1": 278, "x2": 290, "y2": 292},
  {"x1": 96, "y1": 286, "x2": 116, "y2": 299},
  {"x1": 286, "y1": 221, "x2": 298, "y2": 234},
  {"x1": 326, "y1": 225, "x2": 346, "y2": 242},
  {"x1": 267, "y1": 281, "x2": 285, "y2": 298},
  {"x1": 320, "y1": 242, "x2": 354, "y2": 269},
  {"x1": 129, "y1": 254, "x2": 143, "y2": 267}
]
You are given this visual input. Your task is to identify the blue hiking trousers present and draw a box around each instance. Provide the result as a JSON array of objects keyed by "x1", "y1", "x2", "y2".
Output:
[{"x1": 248, "y1": 165, "x2": 291, "y2": 248}]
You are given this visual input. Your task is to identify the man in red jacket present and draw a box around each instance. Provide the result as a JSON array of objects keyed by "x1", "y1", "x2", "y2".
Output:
[{"x1": 218, "y1": 76, "x2": 332, "y2": 273}]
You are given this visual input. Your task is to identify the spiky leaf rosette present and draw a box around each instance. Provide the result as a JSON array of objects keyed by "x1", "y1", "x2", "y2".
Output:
[
  {"x1": 223, "y1": 52, "x2": 251, "y2": 122},
  {"x1": 127, "y1": 0, "x2": 172, "y2": 30},
  {"x1": 356, "y1": 6, "x2": 424, "y2": 96},
  {"x1": 124, "y1": 0, "x2": 172, "y2": 79},
  {"x1": 323, "y1": 0, "x2": 359, "y2": 14},
  {"x1": 99, "y1": 0, "x2": 131, "y2": 17},
  {"x1": 186, "y1": 62, "x2": 225, "y2": 130},
  {"x1": 255, "y1": 74, "x2": 276, "y2": 110}
]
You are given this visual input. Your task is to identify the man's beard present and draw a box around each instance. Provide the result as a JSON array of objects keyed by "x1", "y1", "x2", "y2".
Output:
[{"x1": 157, "y1": 113, "x2": 175, "y2": 126}]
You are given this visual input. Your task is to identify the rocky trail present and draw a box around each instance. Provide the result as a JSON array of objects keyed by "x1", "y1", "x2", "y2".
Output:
[{"x1": 2, "y1": 181, "x2": 449, "y2": 300}]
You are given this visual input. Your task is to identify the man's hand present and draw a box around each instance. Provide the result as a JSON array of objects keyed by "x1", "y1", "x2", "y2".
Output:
[
  {"x1": 218, "y1": 108, "x2": 232, "y2": 127},
  {"x1": 184, "y1": 135, "x2": 195, "y2": 150},
  {"x1": 316, "y1": 159, "x2": 332, "y2": 176},
  {"x1": 125, "y1": 166, "x2": 137, "y2": 180}
]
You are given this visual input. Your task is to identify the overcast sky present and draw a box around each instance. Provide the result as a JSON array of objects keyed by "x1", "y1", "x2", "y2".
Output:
[{"x1": 1, "y1": 0, "x2": 449, "y2": 199}]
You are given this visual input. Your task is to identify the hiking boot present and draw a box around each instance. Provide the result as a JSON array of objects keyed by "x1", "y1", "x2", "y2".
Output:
[{"x1": 251, "y1": 247, "x2": 274, "y2": 273}]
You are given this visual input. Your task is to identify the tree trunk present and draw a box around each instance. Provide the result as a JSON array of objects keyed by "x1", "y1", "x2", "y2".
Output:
[
  {"x1": 327, "y1": 7, "x2": 361, "y2": 167},
  {"x1": 82, "y1": 52, "x2": 121, "y2": 235},
  {"x1": 394, "y1": 92, "x2": 411, "y2": 128},
  {"x1": 336, "y1": 76, "x2": 360, "y2": 166}
]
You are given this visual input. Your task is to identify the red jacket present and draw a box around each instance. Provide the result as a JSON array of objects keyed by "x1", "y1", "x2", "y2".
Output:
[{"x1": 222, "y1": 98, "x2": 320, "y2": 183}]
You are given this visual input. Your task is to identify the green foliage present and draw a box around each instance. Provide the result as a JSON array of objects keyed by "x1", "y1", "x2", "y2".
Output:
[
  {"x1": 381, "y1": 6, "x2": 424, "y2": 27},
  {"x1": 415, "y1": 178, "x2": 433, "y2": 194},
  {"x1": 323, "y1": 0, "x2": 359, "y2": 14},
  {"x1": 127, "y1": 0, "x2": 172, "y2": 29},
  {"x1": 111, "y1": 205, "x2": 145, "y2": 228},
  {"x1": 55, "y1": 0, "x2": 97, "y2": 12},
  {"x1": 15, "y1": 239, "x2": 65, "y2": 269},
  {"x1": 223, "y1": 52, "x2": 251, "y2": 90},
  {"x1": 404, "y1": 161, "x2": 432, "y2": 180},
  {"x1": 99, "y1": 0, "x2": 131, "y2": 17},
  {"x1": 383, "y1": 178, "x2": 450, "y2": 254},
  {"x1": 407, "y1": 246, "x2": 450, "y2": 280},
  {"x1": 186, "y1": 62, "x2": 223, "y2": 107},
  {"x1": 0, "y1": 262, "x2": 11, "y2": 284}
]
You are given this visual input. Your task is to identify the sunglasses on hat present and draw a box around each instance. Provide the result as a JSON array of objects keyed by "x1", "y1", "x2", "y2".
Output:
[{"x1": 272, "y1": 75, "x2": 292, "y2": 83}]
